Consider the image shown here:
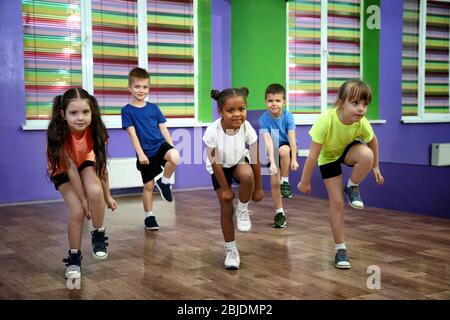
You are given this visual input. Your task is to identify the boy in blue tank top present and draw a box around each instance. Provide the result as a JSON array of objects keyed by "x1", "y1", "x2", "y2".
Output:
[{"x1": 259, "y1": 84, "x2": 299, "y2": 229}]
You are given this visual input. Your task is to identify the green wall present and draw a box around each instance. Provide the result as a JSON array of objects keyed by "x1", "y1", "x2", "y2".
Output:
[
  {"x1": 362, "y1": 0, "x2": 380, "y2": 119},
  {"x1": 231, "y1": 0, "x2": 286, "y2": 110},
  {"x1": 197, "y1": 0, "x2": 212, "y2": 122}
]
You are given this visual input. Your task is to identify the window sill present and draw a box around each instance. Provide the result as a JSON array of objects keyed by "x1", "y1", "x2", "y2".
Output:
[
  {"x1": 22, "y1": 118, "x2": 213, "y2": 131},
  {"x1": 401, "y1": 117, "x2": 450, "y2": 124},
  {"x1": 294, "y1": 118, "x2": 387, "y2": 125}
]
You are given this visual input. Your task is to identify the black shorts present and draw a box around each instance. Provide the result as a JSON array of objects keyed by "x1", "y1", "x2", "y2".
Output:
[
  {"x1": 51, "y1": 160, "x2": 95, "y2": 190},
  {"x1": 137, "y1": 142, "x2": 174, "y2": 184},
  {"x1": 266, "y1": 142, "x2": 291, "y2": 168},
  {"x1": 319, "y1": 140, "x2": 362, "y2": 179},
  {"x1": 211, "y1": 157, "x2": 249, "y2": 191}
]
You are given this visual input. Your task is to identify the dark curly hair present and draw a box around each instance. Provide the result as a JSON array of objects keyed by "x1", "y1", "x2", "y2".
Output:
[{"x1": 210, "y1": 87, "x2": 249, "y2": 110}]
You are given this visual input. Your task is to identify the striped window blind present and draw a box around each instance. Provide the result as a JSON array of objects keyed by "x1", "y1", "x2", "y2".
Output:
[
  {"x1": 327, "y1": 0, "x2": 360, "y2": 107},
  {"x1": 92, "y1": 0, "x2": 138, "y2": 116},
  {"x1": 287, "y1": 0, "x2": 361, "y2": 115},
  {"x1": 402, "y1": 0, "x2": 420, "y2": 116},
  {"x1": 425, "y1": 0, "x2": 449, "y2": 114},
  {"x1": 287, "y1": 0, "x2": 321, "y2": 114},
  {"x1": 23, "y1": 0, "x2": 82, "y2": 120},
  {"x1": 147, "y1": 0, "x2": 195, "y2": 118}
]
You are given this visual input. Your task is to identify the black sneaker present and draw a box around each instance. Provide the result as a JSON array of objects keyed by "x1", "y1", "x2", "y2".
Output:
[
  {"x1": 156, "y1": 178, "x2": 173, "y2": 202},
  {"x1": 91, "y1": 229, "x2": 109, "y2": 260},
  {"x1": 334, "y1": 249, "x2": 351, "y2": 269},
  {"x1": 145, "y1": 215, "x2": 159, "y2": 231},
  {"x1": 63, "y1": 250, "x2": 82, "y2": 279}
]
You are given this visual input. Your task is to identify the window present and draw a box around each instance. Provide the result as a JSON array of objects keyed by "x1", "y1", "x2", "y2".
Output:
[
  {"x1": 22, "y1": 0, "x2": 200, "y2": 129},
  {"x1": 23, "y1": 0, "x2": 82, "y2": 123},
  {"x1": 287, "y1": 0, "x2": 362, "y2": 124},
  {"x1": 402, "y1": 0, "x2": 450, "y2": 123}
]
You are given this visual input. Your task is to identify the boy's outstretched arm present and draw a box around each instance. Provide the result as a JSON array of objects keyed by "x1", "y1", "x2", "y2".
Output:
[
  {"x1": 367, "y1": 135, "x2": 384, "y2": 185},
  {"x1": 159, "y1": 123, "x2": 174, "y2": 146},
  {"x1": 249, "y1": 142, "x2": 263, "y2": 202},
  {"x1": 262, "y1": 132, "x2": 277, "y2": 175},
  {"x1": 298, "y1": 141, "x2": 322, "y2": 194},
  {"x1": 126, "y1": 126, "x2": 149, "y2": 165},
  {"x1": 206, "y1": 147, "x2": 234, "y2": 203},
  {"x1": 287, "y1": 130, "x2": 299, "y2": 171}
]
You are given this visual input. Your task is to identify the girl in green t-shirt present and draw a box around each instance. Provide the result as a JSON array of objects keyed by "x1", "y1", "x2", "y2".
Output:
[{"x1": 298, "y1": 80, "x2": 384, "y2": 269}]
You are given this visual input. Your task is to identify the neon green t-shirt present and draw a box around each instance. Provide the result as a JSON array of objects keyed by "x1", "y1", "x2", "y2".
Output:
[{"x1": 309, "y1": 108, "x2": 374, "y2": 166}]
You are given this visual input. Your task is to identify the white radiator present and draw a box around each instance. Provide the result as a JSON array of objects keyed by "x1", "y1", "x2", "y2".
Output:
[
  {"x1": 431, "y1": 143, "x2": 450, "y2": 166},
  {"x1": 108, "y1": 158, "x2": 175, "y2": 189}
]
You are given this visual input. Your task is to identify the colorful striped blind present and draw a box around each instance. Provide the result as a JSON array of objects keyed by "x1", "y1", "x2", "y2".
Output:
[
  {"x1": 402, "y1": 0, "x2": 420, "y2": 116},
  {"x1": 147, "y1": 0, "x2": 195, "y2": 118},
  {"x1": 287, "y1": 0, "x2": 322, "y2": 114},
  {"x1": 327, "y1": 0, "x2": 360, "y2": 107},
  {"x1": 287, "y1": 0, "x2": 360, "y2": 114},
  {"x1": 23, "y1": 0, "x2": 82, "y2": 120},
  {"x1": 425, "y1": 0, "x2": 449, "y2": 114},
  {"x1": 92, "y1": 0, "x2": 138, "y2": 116}
]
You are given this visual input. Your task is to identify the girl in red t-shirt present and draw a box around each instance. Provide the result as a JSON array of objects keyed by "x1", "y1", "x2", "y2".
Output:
[{"x1": 47, "y1": 88, "x2": 117, "y2": 282}]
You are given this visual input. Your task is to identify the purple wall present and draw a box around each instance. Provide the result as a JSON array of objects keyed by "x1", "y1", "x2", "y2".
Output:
[
  {"x1": 271, "y1": 0, "x2": 450, "y2": 218},
  {"x1": 211, "y1": 0, "x2": 231, "y2": 121},
  {"x1": 0, "y1": 0, "x2": 230, "y2": 204},
  {"x1": 0, "y1": 0, "x2": 449, "y2": 218}
]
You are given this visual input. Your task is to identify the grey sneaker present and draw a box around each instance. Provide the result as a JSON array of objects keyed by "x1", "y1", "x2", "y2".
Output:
[
  {"x1": 344, "y1": 185, "x2": 364, "y2": 209},
  {"x1": 273, "y1": 212, "x2": 287, "y2": 228},
  {"x1": 335, "y1": 249, "x2": 351, "y2": 269}
]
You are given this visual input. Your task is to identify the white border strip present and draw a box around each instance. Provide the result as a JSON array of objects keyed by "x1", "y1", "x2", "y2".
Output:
[{"x1": 81, "y1": 0, "x2": 93, "y2": 94}]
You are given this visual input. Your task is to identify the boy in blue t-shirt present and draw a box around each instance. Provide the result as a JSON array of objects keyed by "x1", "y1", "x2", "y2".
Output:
[
  {"x1": 121, "y1": 67, "x2": 180, "y2": 231},
  {"x1": 259, "y1": 83, "x2": 298, "y2": 228}
]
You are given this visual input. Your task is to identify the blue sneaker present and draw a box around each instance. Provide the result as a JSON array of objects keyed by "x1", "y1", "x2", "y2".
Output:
[
  {"x1": 156, "y1": 178, "x2": 173, "y2": 202},
  {"x1": 335, "y1": 249, "x2": 351, "y2": 269},
  {"x1": 344, "y1": 185, "x2": 364, "y2": 209},
  {"x1": 145, "y1": 215, "x2": 159, "y2": 231}
]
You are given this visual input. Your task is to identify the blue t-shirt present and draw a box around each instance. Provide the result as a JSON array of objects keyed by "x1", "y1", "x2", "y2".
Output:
[
  {"x1": 258, "y1": 110, "x2": 296, "y2": 147},
  {"x1": 121, "y1": 102, "x2": 167, "y2": 157}
]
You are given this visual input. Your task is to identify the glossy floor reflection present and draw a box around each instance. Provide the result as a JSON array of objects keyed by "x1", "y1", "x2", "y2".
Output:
[{"x1": 0, "y1": 189, "x2": 449, "y2": 299}]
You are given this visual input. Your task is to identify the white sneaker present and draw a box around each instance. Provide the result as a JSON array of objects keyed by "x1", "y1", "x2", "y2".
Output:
[
  {"x1": 235, "y1": 207, "x2": 252, "y2": 232},
  {"x1": 224, "y1": 248, "x2": 240, "y2": 270}
]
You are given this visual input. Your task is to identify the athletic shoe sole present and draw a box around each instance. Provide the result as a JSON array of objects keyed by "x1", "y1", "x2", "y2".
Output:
[
  {"x1": 273, "y1": 222, "x2": 287, "y2": 228},
  {"x1": 224, "y1": 265, "x2": 239, "y2": 270},
  {"x1": 92, "y1": 252, "x2": 108, "y2": 261},
  {"x1": 347, "y1": 198, "x2": 364, "y2": 210},
  {"x1": 335, "y1": 263, "x2": 352, "y2": 269},
  {"x1": 145, "y1": 226, "x2": 159, "y2": 231},
  {"x1": 65, "y1": 271, "x2": 81, "y2": 279}
]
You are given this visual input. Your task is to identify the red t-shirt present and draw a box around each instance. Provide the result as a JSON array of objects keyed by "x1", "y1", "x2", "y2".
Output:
[{"x1": 50, "y1": 127, "x2": 95, "y2": 176}]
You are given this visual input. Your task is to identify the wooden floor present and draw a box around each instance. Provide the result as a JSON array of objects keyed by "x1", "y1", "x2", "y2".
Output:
[{"x1": 0, "y1": 189, "x2": 450, "y2": 300}]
